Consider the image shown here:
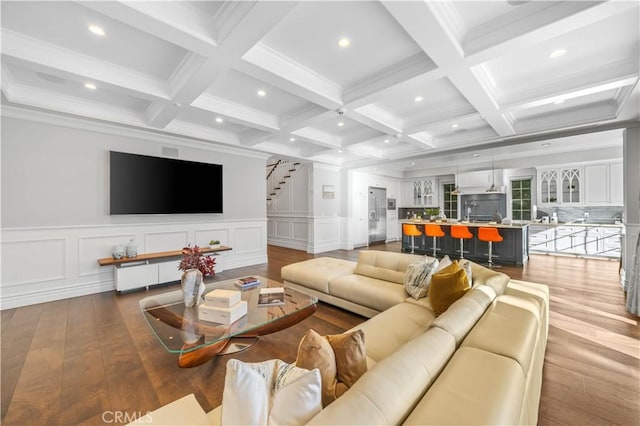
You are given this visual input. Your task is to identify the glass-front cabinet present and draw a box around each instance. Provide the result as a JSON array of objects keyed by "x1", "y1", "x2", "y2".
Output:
[
  {"x1": 402, "y1": 178, "x2": 438, "y2": 207},
  {"x1": 537, "y1": 166, "x2": 582, "y2": 205}
]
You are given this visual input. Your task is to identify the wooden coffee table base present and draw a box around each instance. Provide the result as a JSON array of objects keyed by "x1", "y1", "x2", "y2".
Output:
[{"x1": 173, "y1": 304, "x2": 317, "y2": 368}]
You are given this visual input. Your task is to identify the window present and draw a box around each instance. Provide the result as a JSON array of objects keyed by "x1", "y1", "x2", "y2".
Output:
[
  {"x1": 511, "y1": 178, "x2": 532, "y2": 220},
  {"x1": 442, "y1": 183, "x2": 458, "y2": 219}
]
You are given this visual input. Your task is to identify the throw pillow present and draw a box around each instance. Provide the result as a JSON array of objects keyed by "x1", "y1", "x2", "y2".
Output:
[
  {"x1": 295, "y1": 329, "x2": 368, "y2": 407},
  {"x1": 295, "y1": 329, "x2": 338, "y2": 407},
  {"x1": 429, "y1": 261, "x2": 470, "y2": 315},
  {"x1": 221, "y1": 358, "x2": 321, "y2": 425},
  {"x1": 404, "y1": 257, "x2": 439, "y2": 299},
  {"x1": 436, "y1": 255, "x2": 452, "y2": 272},
  {"x1": 458, "y1": 259, "x2": 473, "y2": 287}
]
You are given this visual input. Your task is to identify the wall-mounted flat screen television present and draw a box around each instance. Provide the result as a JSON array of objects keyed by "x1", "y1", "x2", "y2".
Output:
[{"x1": 110, "y1": 151, "x2": 223, "y2": 214}]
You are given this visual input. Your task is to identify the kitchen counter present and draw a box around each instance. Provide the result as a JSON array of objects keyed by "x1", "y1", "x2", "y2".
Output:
[
  {"x1": 400, "y1": 220, "x2": 528, "y2": 229},
  {"x1": 401, "y1": 221, "x2": 529, "y2": 265},
  {"x1": 527, "y1": 221, "x2": 623, "y2": 228}
]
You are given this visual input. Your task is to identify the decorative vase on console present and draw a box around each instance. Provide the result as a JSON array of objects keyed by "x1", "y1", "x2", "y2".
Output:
[
  {"x1": 126, "y1": 239, "x2": 137, "y2": 258},
  {"x1": 112, "y1": 244, "x2": 125, "y2": 259}
]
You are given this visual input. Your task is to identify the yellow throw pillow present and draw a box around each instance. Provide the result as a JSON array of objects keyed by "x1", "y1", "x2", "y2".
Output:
[
  {"x1": 429, "y1": 261, "x2": 470, "y2": 315},
  {"x1": 295, "y1": 329, "x2": 368, "y2": 407}
]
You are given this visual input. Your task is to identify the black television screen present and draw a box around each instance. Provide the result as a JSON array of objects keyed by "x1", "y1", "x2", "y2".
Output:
[{"x1": 110, "y1": 151, "x2": 223, "y2": 214}]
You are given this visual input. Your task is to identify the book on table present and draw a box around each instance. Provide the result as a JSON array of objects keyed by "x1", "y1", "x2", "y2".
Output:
[
  {"x1": 234, "y1": 276, "x2": 260, "y2": 289},
  {"x1": 257, "y1": 287, "x2": 285, "y2": 307}
]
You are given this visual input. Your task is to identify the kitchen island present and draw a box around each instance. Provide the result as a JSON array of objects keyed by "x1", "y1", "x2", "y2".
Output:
[{"x1": 401, "y1": 221, "x2": 529, "y2": 265}]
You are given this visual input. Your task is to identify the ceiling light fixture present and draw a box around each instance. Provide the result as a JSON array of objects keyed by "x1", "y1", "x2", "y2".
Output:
[
  {"x1": 472, "y1": 153, "x2": 479, "y2": 157},
  {"x1": 337, "y1": 37, "x2": 350, "y2": 48},
  {"x1": 549, "y1": 49, "x2": 567, "y2": 59},
  {"x1": 486, "y1": 156, "x2": 499, "y2": 193},
  {"x1": 384, "y1": 139, "x2": 390, "y2": 143},
  {"x1": 215, "y1": 117, "x2": 223, "y2": 123},
  {"x1": 337, "y1": 121, "x2": 344, "y2": 127},
  {"x1": 414, "y1": 96, "x2": 423, "y2": 102},
  {"x1": 451, "y1": 161, "x2": 463, "y2": 196},
  {"x1": 257, "y1": 89, "x2": 266, "y2": 97},
  {"x1": 338, "y1": 150, "x2": 343, "y2": 153},
  {"x1": 452, "y1": 123, "x2": 459, "y2": 129},
  {"x1": 289, "y1": 137, "x2": 295, "y2": 142},
  {"x1": 84, "y1": 83, "x2": 96, "y2": 90},
  {"x1": 88, "y1": 25, "x2": 105, "y2": 36}
]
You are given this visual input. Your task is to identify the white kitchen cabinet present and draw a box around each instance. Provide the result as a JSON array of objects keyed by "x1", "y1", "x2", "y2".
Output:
[
  {"x1": 401, "y1": 178, "x2": 439, "y2": 207},
  {"x1": 609, "y1": 162, "x2": 623, "y2": 204},
  {"x1": 584, "y1": 164, "x2": 608, "y2": 204},
  {"x1": 538, "y1": 166, "x2": 582, "y2": 205}
]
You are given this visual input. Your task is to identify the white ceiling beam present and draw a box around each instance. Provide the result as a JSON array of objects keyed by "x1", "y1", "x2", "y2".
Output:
[
  {"x1": 382, "y1": 1, "x2": 516, "y2": 137},
  {"x1": 404, "y1": 107, "x2": 480, "y2": 135},
  {"x1": 350, "y1": 105, "x2": 403, "y2": 135},
  {"x1": 164, "y1": 120, "x2": 240, "y2": 146},
  {"x1": 240, "y1": 42, "x2": 343, "y2": 109},
  {"x1": 78, "y1": 1, "x2": 219, "y2": 55},
  {"x1": 191, "y1": 94, "x2": 279, "y2": 132},
  {"x1": 2, "y1": 29, "x2": 169, "y2": 100}
]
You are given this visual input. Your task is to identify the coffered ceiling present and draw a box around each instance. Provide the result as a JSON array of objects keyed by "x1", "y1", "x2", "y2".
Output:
[{"x1": 2, "y1": 1, "x2": 639, "y2": 175}]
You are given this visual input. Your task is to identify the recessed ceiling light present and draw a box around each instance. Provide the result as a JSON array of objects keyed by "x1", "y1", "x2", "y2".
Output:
[
  {"x1": 452, "y1": 123, "x2": 459, "y2": 129},
  {"x1": 472, "y1": 153, "x2": 480, "y2": 157},
  {"x1": 541, "y1": 142, "x2": 551, "y2": 147},
  {"x1": 88, "y1": 25, "x2": 105, "y2": 37},
  {"x1": 338, "y1": 150, "x2": 343, "y2": 153},
  {"x1": 553, "y1": 99, "x2": 565, "y2": 105},
  {"x1": 384, "y1": 139, "x2": 390, "y2": 143},
  {"x1": 289, "y1": 137, "x2": 295, "y2": 142},
  {"x1": 414, "y1": 96, "x2": 423, "y2": 103},
  {"x1": 410, "y1": 162, "x2": 416, "y2": 166},
  {"x1": 215, "y1": 117, "x2": 223, "y2": 123},
  {"x1": 257, "y1": 89, "x2": 266, "y2": 97},
  {"x1": 84, "y1": 83, "x2": 96, "y2": 90},
  {"x1": 337, "y1": 37, "x2": 350, "y2": 48},
  {"x1": 337, "y1": 121, "x2": 344, "y2": 127},
  {"x1": 549, "y1": 49, "x2": 567, "y2": 59}
]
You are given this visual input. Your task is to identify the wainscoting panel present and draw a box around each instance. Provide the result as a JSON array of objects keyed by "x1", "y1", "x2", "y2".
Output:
[
  {"x1": 309, "y1": 217, "x2": 341, "y2": 254},
  {"x1": 267, "y1": 215, "x2": 309, "y2": 252},
  {"x1": 144, "y1": 231, "x2": 189, "y2": 252},
  {"x1": 275, "y1": 221, "x2": 291, "y2": 239},
  {"x1": 0, "y1": 219, "x2": 267, "y2": 309},
  {"x1": 78, "y1": 233, "x2": 135, "y2": 277},
  {"x1": 292, "y1": 221, "x2": 308, "y2": 241},
  {"x1": 2, "y1": 238, "x2": 67, "y2": 286}
]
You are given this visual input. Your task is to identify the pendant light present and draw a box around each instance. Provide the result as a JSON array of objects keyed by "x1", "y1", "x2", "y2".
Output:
[
  {"x1": 486, "y1": 155, "x2": 499, "y2": 193},
  {"x1": 451, "y1": 161, "x2": 463, "y2": 195}
]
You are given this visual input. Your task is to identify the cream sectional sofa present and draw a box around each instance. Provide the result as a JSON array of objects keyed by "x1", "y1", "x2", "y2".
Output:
[{"x1": 135, "y1": 250, "x2": 548, "y2": 425}]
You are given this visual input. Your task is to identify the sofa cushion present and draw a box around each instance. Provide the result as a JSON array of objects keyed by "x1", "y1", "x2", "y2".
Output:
[
  {"x1": 461, "y1": 295, "x2": 539, "y2": 376},
  {"x1": 307, "y1": 327, "x2": 456, "y2": 426},
  {"x1": 428, "y1": 262, "x2": 470, "y2": 315},
  {"x1": 281, "y1": 257, "x2": 355, "y2": 293},
  {"x1": 354, "y1": 250, "x2": 425, "y2": 284},
  {"x1": 430, "y1": 285, "x2": 496, "y2": 347},
  {"x1": 404, "y1": 257, "x2": 440, "y2": 299},
  {"x1": 348, "y1": 302, "x2": 436, "y2": 362},
  {"x1": 404, "y1": 347, "x2": 525, "y2": 425},
  {"x1": 329, "y1": 274, "x2": 408, "y2": 312},
  {"x1": 470, "y1": 262, "x2": 509, "y2": 294}
]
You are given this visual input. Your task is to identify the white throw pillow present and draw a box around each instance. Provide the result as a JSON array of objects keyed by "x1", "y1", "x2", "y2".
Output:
[
  {"x1": 221, "y1": 359, "x2": 322, "y2": 426},
  {"x1": 404, "y1": 257, "x2": 439, "y2": 299},
  {"x1": 436, "y1": 255, "x2": 452, "y2": 272}
]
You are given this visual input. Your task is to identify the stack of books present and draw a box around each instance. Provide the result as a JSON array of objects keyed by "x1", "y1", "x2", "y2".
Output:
[
  {"x1": 198, "y1": 289, "x2": 247, "y2": 324},
  {"x1": 258, "y1": 287, "x2": 286, "y2": 307},
  {"x1": 234, "y1": 276, "x2": 261, "y2": 290}
]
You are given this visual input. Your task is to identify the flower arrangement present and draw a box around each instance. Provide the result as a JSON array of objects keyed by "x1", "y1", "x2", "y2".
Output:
[{"x1": 178, "y1": 245, "x2": 216, "y2": 277}]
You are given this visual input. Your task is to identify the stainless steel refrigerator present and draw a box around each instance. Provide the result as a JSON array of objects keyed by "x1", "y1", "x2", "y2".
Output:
[{"x1": 368, "y1": 187, "x2": 387, "y2": 244}]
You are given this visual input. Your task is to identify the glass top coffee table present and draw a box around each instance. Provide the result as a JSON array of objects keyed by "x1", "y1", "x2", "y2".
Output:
[{"x1": 139, "y1": 276, "x2": 317, "y2": 368}]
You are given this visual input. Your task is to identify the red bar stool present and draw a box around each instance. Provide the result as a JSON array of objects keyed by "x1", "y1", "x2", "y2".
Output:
[
  {"x1": 478, "y1": 227, "x2": 503, "y2": 268},
  {"x1": 424, "y1": 224, "x2": 445, "y2": 258},
  {"x1": 403, "y1": 223, "x2": 423, "y2": 254},
  {"x1": 450, "y1": 225, "x2": 473, "y2": 259}
]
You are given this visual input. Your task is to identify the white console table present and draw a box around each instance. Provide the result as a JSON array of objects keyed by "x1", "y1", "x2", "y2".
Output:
[{"x1": 97, "y1": 246, "x2": 232, "y2": 292}]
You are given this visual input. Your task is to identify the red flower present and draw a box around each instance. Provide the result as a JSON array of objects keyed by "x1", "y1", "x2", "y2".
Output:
[{"x1": 178, "y1": 245, "x2": 216, "y2": 277}]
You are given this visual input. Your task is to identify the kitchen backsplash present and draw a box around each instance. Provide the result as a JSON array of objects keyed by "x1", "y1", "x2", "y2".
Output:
[{"x1": 536, "y1": 206, "x2": 623, "y2": 224}]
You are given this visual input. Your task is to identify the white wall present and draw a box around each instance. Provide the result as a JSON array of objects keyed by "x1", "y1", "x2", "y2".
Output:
[
  {"x1": 347, "y1": 171, "x2": 401, "y2": 249},
  {"x1": 1, "y1": 108, "x2": 269, "y2": 309}
]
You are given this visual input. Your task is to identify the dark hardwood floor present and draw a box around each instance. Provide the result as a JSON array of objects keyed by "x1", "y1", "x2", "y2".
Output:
[{"x1": 2, "y1": 243, "x2": 638, "y2": 425}]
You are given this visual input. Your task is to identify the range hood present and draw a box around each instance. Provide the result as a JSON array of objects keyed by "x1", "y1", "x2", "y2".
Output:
[{"x1": 457, "y1": 169, "x2": 505, "y2": 194}]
